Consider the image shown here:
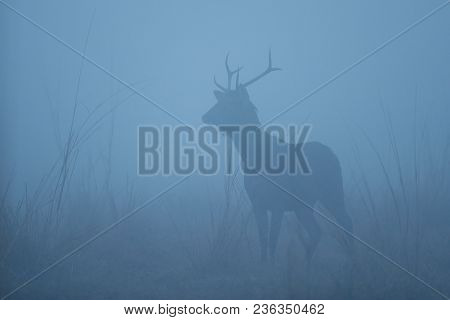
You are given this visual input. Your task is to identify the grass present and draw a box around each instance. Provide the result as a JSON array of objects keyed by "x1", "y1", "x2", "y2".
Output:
[{"x1": 1, "y1": 79, "x2": 449, "y2": 299}]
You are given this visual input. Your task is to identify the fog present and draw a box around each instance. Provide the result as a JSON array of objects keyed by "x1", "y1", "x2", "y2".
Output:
[{"x1": 1, "y1": 0, "x2": 450, "y2": 299}]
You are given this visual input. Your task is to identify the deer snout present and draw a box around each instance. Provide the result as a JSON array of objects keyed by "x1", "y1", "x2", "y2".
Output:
[{"x1": 202, "y1": 110, "x2": 214, "y2": 124}]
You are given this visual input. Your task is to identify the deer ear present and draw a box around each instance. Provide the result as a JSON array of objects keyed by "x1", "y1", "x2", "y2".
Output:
[{"x1": 214, "y1": 90, "x2": 225, "y2": 100}]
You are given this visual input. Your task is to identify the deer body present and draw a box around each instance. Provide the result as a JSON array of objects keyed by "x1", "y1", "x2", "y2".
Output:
[{"x1": 202, "y1": 53, "x2": 353, "y2": 262}]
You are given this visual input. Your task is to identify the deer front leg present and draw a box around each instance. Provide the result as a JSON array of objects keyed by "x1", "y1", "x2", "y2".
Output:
[{"x1": 253, "y1": 205, "x2": 269, "y2": 262}]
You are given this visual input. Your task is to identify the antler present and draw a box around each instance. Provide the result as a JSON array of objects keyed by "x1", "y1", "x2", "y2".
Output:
[
  {"x1": 214, "y1": 53, "x2": 242, "y2": 91},
  {"x1": 242, "y1": 50, "x2": 281, "y2": 87},
  {"x1": 225, "y1": 54, "x2": 242, "y2": 89},
  {"x1": 214, "y1": 76, "x2": 226, "y2": 91}
]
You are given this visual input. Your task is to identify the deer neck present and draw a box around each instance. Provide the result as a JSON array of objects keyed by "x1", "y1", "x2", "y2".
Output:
[{"x1": 226, "y1": 123, "x2": 266, "y2": 166}]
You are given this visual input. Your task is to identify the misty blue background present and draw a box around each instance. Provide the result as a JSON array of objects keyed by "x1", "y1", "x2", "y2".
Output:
[{"x1": 1, "y1": 0, "x2": 449, "y2": 299}]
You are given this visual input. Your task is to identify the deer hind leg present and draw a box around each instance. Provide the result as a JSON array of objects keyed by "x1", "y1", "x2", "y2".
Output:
[
  {"x1": 253, "y1": 205, "x2": 269, "y2": 262},
  {"x1": 294, "y1": 206, "x2": 321, "y2": 262},
  {"x1": 321, "y1": 193, "x2": 354, "y2": 254},
  {"x1": 320, "y1": 195, "x2": 355, "y2": 298},
  {"x1": 294, "y1": 206, "x2": 321, "y2": 297},
  {"x1": 268, "y1": 211, "x2": 283, "y2": 261}
]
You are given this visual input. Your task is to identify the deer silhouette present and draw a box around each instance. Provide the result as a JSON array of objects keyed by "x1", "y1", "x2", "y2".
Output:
[{"x1": 202, "y1": 52, "x2": 353, "y2": 263}]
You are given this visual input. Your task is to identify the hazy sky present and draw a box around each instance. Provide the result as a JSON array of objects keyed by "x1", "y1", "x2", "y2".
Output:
[{"x1": 1, "y1": 0, "x2": 450, "y2": 193}]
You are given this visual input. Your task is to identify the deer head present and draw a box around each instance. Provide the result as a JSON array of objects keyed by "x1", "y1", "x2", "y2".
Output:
[{"x1": 202, "y1": 51, "x2": 280, "y2": 127}]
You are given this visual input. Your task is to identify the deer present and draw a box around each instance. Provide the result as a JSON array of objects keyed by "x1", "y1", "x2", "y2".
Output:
[{"x1": 202, "y1": 52, "x2": 353, "y2": 265}]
